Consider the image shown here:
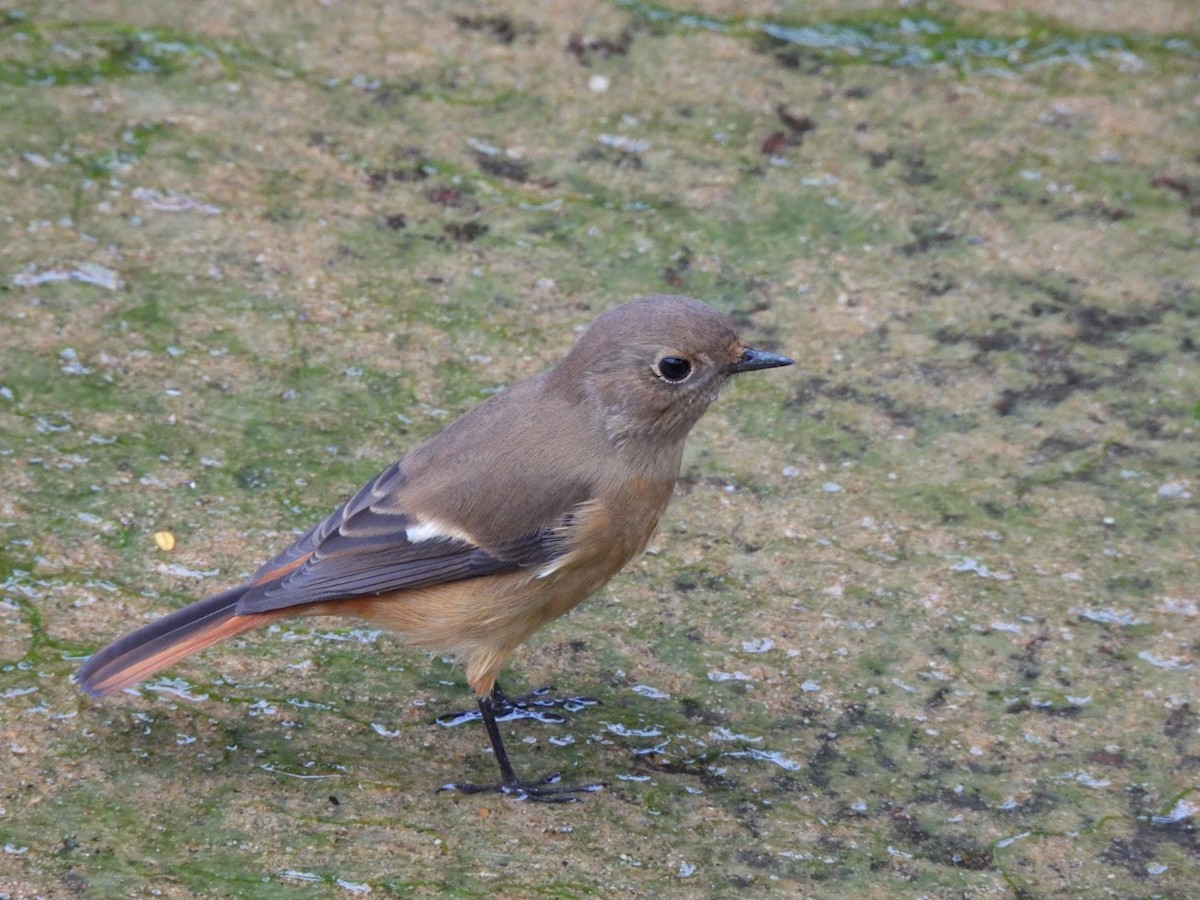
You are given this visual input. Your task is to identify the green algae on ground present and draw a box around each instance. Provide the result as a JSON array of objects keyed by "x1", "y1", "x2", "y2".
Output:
[
  {"x1": 619, "y1": 0, "x2": 1199, "y2": 71},
  {"x1": 0, "y1": 12, "x2": 257, "y2": 86}
]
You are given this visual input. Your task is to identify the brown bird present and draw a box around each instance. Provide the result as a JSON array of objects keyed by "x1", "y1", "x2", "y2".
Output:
[{"x1": 77, "y1": 295, "x2": 792, "y2": 800}]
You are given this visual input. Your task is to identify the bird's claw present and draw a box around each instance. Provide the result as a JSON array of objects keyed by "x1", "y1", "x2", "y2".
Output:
[{"x1": 439, "y1": 772, "x2": 605, "y2": 803}]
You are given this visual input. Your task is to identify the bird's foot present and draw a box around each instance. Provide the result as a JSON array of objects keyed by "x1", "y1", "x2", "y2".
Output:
[
  {"x1": 436, "y1": 685, "x2": 600, "y2": 727},
  {"x1": 437, "y1": 684, "x2": 605, "y2": 801},
  {"x1": 439, "y1": 772, "x2": 605, "y2": 803}
]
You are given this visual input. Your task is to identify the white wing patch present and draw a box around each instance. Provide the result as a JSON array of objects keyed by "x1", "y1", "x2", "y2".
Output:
[
  {"x1": 404, "y1": 518, "x2": 476, "y2": 546},
  {"x1": 535, "y1": 556, "x2": 569, "y2": 579}
]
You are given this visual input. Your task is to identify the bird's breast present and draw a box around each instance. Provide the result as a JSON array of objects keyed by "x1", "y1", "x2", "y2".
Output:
[{"x1": 530, "y1": 476, "x2": 676, "y2": 619}]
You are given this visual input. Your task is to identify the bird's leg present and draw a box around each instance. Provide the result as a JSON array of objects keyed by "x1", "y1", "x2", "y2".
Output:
[
  {"x1": 438, "y1": 689, "x2": 605, "y2": 802},
  {"x1": 436, "y1": 681, "x2": 600, "y2": 726}
]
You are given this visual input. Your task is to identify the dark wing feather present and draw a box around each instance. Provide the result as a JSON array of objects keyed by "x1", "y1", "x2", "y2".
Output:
[
  {"x1": 234, "y1": 460, "x2": 581, "y2": 614},
  {"x1": 239, "y1": 460, "x2": 410, "y2": 587}
]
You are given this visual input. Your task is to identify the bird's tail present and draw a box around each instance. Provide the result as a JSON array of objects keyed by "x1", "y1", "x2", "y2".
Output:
[{"x1": 76, "y1": 586, "x2": 286, "y2": 697}]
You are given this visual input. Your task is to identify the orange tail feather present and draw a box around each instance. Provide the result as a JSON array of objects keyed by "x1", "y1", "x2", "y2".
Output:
[{"x1": 76, "y1": 586, "x2": 287, "y2": 697}]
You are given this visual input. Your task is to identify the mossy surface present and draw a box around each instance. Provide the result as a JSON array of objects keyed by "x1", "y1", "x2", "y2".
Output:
[{"x1": 1, "y1": 1, "x2": 1197, "y2": 896}]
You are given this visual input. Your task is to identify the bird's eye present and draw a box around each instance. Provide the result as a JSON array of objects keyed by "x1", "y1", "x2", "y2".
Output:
[{"x1": 654, "y1": 356, "x2": 693, "y2": 383}]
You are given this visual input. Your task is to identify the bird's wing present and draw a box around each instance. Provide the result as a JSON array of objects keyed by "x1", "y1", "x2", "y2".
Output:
[{"x1": 234, "y1": 459, "x2": 586, "y2": 614}]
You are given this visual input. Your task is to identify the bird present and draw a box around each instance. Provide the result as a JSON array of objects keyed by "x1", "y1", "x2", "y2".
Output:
[{"x1": 76, "y1": 294, "x2": 792, "y2": 801}]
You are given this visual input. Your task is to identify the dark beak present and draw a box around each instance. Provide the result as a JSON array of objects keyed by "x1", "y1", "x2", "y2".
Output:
[{"x1": 727, "y1": 346, "x2": 793, "y2": 375}]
